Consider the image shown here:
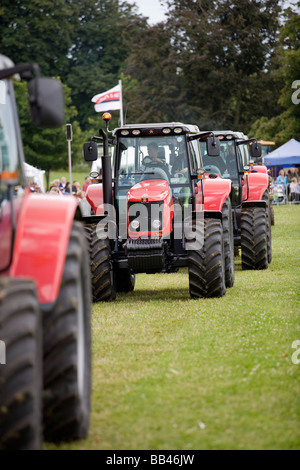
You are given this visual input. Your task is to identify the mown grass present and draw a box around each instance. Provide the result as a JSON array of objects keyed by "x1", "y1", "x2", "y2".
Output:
[{"x1": 45, "y1": 205, "x2": 300, "y2": 450}]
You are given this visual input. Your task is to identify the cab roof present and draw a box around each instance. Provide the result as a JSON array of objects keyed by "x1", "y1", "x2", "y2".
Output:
[
  {"x1": 204, "y1": 130, "x2": 249, "y2": 140},
  {"x1": 113, "y1": 122, "x2": 200, "y2": 137}
]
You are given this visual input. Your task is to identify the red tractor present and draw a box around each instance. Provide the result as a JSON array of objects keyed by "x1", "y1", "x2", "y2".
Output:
[
  {"x1": 83, "y1": 116, "x2": 235, "y2": 302},
  {"x1": 199, "y1": 131, "x2": 272, "y2": 270},
  {"x1": 0, "y1": 55, "x2": 92, "y2": 450}
]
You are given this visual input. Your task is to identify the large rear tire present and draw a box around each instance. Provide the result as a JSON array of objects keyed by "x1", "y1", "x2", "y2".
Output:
[
  {"x1": 0, "y1": 278, "x2": 42, "y2": 450},
  {"x1": 188, "y1": 218, "x2": 226, "y2": 298},
  {"x1": 241, "y1": 206, "x2": 268, "y2": 270},
  {"x1": 42, "y1": 221, "x2": 92, "y2": 443},
  {"x1": 222, "y1": 197, "x2": 235, "y2": 288},
  {"x1": 85, "y1": 224, "x2": 116, "y2": 302}
]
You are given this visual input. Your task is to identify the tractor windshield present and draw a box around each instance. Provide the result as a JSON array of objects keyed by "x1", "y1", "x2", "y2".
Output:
[
  {"x1": 200, "y1": 140, "x2": 239, "y2": 180},
  {"x1": 116, "y1": 135, "x2": 192, "y2": 202}
]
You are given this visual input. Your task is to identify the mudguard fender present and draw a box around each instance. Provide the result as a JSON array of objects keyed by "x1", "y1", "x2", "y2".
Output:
[
  {"x1": 253, "y1": 165, "x2": 268, "y2": 175},
  {"x1": 86, "y1": 183, "x2": 104, "y2": 215},
  {"x1": 10, "y1": 192, "x2": 79, "y2": 304},
  {"x1": 196, "y1": 177, "x2": 232, "y2": 212},
  {"x1": 242, "y1": 172, "x2": 269, "y2": 202}
]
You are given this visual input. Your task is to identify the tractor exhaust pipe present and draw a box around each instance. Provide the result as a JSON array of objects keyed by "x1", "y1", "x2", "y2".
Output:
[{"x1": 99, "y1": 129, "x2": 113, "y2": 207}]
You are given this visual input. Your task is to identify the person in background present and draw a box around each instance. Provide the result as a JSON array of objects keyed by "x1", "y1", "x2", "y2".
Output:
[
  {"x1": 276, "y1": 169, "x2": 288, "y2": 188},
  {"x1": 73, "y1": 181, "x2": 81, "y2": 194},
  {"x1": 48, "y1": 186, "x2": 61, "y2": 196},
  {"x1": 290, "y1": 177, "x2": 300, "y2": 202},
  {"x1": 83, "y1": 176, "x2": 91, "y2": 193},
  {"x1": 59, "y1": 176, "x2": 66, "y2": 191},
  {"x1": 63, "y1": 182, "x2": 72, "y2": 195}
]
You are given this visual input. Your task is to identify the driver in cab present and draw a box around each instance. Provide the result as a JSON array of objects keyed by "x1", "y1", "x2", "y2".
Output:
[
  {"x1": 142, "y1": 142, "x2": 166, "y2": 167},
  {"x1": 141, "y1": 142, "x2": 171, "y2": 182}
]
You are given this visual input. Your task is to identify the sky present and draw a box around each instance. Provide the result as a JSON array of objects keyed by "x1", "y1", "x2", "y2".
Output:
[
  {"x1": 126, "y1": 0, "x2": 167, "y2": 24},
  {"x1": 127, "y1": 0, "x2": 299, "y2": 24}
]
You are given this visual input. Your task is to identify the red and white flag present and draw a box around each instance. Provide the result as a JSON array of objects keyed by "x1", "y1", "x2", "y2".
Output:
[{"x1": 92, "y1": 84, "x2": 121, "y2": 113}]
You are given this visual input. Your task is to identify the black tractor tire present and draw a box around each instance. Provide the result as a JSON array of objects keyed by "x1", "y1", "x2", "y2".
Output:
[
  {"x1": 42, "y1": 221, "x2": 92, "y2": 443},
  {"x1": 0, "y1": 278, "x2": 42, "y2": 450},
  {"x1": 270, "y1": 204, "x2": 275, "y2": 226},
  {"x1": 116, "y1": 269, "x2": 136, "y2": 293},
  {"x1": 263, "y1": 191, "x2": 272, "y2": 265},
  {"x1": 188, "y1": 218, "x2": 226, "y2": 298},
  {"x1": 241, "y1": 206, "x2": 268, "y2": 270},
  {"x1": 85, "y1": 224, "x2": 116, "y2": 302},
  {"x1": 222, "y1": 197, "x2": 235, "y2": 288}
]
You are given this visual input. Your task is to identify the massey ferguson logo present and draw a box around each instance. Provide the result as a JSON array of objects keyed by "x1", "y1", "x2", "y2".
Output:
[{"x1": 0, "y1": 340, "x2": 6, "y2": 365}]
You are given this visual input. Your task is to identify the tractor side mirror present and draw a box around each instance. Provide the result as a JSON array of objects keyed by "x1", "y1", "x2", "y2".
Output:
[
  {"x1": 83, "y1": 141, "x2": 98, "y2": 162},
  {"x1": 250, "y1": 142, "x2": 262, "y2": 159},
  {"x1": 28, "y1": 77, "x2": 64, "y2": 128},
  {"x1": 206, "y1": 136, "x2": 220, "y2": 157}
]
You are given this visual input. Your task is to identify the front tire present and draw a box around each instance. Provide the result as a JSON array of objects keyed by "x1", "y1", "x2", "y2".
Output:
[
  {"x1": 241, "y1": 206, "x2": 268, "y2": 270},
  {"x1": 188, "y1": 218, "x2": 226, "y2": 298},
  {"x1": 85, "y1": 224, "x2": 116, "y2": 302},
  {"x1": 0, "y1": 278, "x2": 42, "y2": 450},
  {"x1": 42, "y1": 221, "x2": 92, "y2": 443}
]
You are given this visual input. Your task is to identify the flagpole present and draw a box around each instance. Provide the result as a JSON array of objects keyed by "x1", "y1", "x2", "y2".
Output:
[{"x1": 119, "y1": 79, "x2": 124, "y2": 126}]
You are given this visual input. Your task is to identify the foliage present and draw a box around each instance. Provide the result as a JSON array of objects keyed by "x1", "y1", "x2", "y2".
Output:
[
  {"x1": 2, "y1": 0, "x2": 299, "y2": 168},
  {"x1": 14, "y1": 79, "x2": 84, "y2": 185},
  {"x1": 124, "y1": 0, "x2": 282, "y2": 130},
  {"x1": 249, "y1": 3, "x2": 300, "y2": 144},
  {"x1": 0, "y1": 0, "x2": 75, "y2": 77}
]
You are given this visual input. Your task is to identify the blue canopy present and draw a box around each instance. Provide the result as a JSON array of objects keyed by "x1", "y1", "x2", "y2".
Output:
[{"x1": 264, "y1": 139, "x2": 300, "y2": 167}]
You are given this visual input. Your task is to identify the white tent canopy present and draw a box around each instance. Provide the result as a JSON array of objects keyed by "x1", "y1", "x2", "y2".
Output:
[{"x1": 24, "y1": 162, "x2": 46, "y2": 193}]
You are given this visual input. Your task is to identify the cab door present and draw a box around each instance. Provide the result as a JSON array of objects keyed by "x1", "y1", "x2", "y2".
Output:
[{"x1": 0, "y1": 79, "x2": 25, "y2": 273}]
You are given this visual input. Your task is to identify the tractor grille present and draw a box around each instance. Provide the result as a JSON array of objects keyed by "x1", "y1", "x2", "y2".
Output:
[{"x1": 128, "y1": 201, "x2": 164, "y2": 233}]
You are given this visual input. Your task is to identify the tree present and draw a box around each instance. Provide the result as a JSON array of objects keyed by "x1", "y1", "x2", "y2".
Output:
[
  {"x1": 0, "y1": 0, "x2": 75, "y2": 77},
  {"x1": 15, "y1": 80, "x2": 84, "y2": 188},
  {"x1": 160, "y1": 0, "x2": 282, "y2": 130},
  {"x1": 249, "y1": 3, "x2": 300, "y2": 144},
  {"x1": 65, "y1": 0, "x2": 139, "y2": 129},
  {"x1": 123, "y1": 20, "x2": 187, "y2": 123}
]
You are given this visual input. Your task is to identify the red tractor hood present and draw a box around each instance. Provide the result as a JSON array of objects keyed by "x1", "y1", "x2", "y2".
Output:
[
  {"x1": 127, "y1": 180, "x2": 173, "y2": 238},
  {"x1": 127, "y1": 179, "x2": 171, "y2": 203}
]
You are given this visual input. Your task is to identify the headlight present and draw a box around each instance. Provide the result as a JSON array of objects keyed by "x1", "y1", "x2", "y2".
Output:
[
  {"x1": 152, "y1": 219, "x2": 161, "y2": 230},
  {"x1": 131, "y1": 220, "x2": 140, "y2": 230}
]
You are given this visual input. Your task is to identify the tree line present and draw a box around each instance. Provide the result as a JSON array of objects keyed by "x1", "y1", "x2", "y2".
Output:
[{"x1": 1, "y1": 0, "x2": 299, "y2": 172}]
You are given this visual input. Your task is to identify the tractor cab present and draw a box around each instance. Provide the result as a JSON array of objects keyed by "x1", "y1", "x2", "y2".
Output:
[
  {"x1": 114, "y1": 124, "x2": 198, "y2": 231},
  {"x1": 199, "y1": 131, "x2": 262, "y2": 207}
]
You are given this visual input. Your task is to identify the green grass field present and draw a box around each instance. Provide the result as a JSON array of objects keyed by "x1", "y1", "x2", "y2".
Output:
[{"x1": 46, "y1": 205, "x2": 300, "y2": 450}]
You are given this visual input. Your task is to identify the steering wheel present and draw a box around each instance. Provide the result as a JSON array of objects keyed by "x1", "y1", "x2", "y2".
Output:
[
  {"x1": 204, "y1": 165, "x2": 221, "y2": 175},
  {"x1": 174, "y1": 172, "x2": 185, "y2": 179},
  {"x1": 141, "y1": 166, "x2": 170, "y2": 183}
]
